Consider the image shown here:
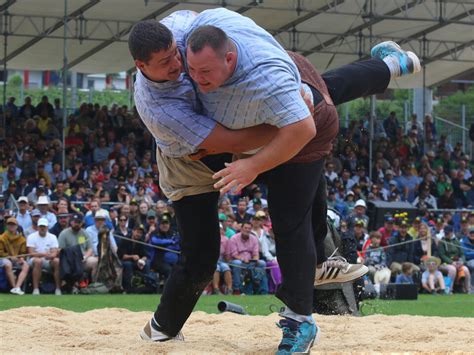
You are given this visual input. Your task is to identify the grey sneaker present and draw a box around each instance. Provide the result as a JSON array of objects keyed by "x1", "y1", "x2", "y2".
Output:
[
  {"x1": 140, "y1": 318, "x2": 184, "y2": 342},
  {"x1": 315, "y1": 249, "x2": 368, "y2": 286}
]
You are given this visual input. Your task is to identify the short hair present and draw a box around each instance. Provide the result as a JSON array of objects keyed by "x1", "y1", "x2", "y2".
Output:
[
  {"x1": 128, "y1": 20, "x2": 173, "y2": 62},
  {"x1": 187, "y1": 25, "x2": 230, "y2": 56},
  {"x1": 369, "y1": 231, "x2": 381, "y2": 240},
  {"x1": 401, "y1": 262, "x2": 413, "y2": 274}
]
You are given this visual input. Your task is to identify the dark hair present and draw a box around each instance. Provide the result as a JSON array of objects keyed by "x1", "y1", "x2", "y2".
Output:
[
  {"x1": 128, "y1": 20, "x2": 173, "y2": 62},
  {"x1": 187, "y1": 25, "x2": 230, "y2": 56}
]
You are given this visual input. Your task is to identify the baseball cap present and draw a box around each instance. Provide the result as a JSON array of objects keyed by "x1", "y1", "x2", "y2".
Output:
[
  {"x1": 347, "y1": 191, "x2": 355, "y2": 196},
  {"x1": 147, "y1": 210, "x2": 157, "y2": 219},
  {"x1": 134, "y1": 224, "x2": 145, "y2": 231},
  {"x1": 6, "y1": 217, "x2": 18, "y2": 225},
  {"x1": 218, "y1": 213, "x2": 227, "y2": 221},
  {"x1": 38, "y1": 218, "x2": 49, "y2": 227},
  {"x1": 17, "y1": 196, "x2": 28, "y2": 204},
  {"x1": 389, "y1": 180, "x2": 398, "y2": 186},
  {"x1": 399, "y1": 220, "x2": 409, "y2": 228},
  {"x1": 385, "y1": 169, "x2": 394, "y2": 176},
  {"x1": 94, "y1": 210, "x2": 107, "y2": 219},
  {"x1": 385, "y1": 216, "x2": 394, "y2": 223},
  {"x1": 354, "y1": 219, "x2": 365, "y2": 227},
  {"x1": 71, "y1": 214, "x2": 82, "y2": 222},
  {"x1": 31, "y1": 209, "x2": 41, "y2": 217},
  {"x1": 255, "y1": 211, "x2": 266, "y2": 219},
  {"x1": 354, "y1": 199, "x2": 367, "y2": 208},
  {"x1": 443, "y1": 225, "x2": 453, "y2": 233},
  {"x1": 160, "y1": 214, "x2": 170, "y2": 224},
  {"x1": 252, "y1": 198, "x2": 262, "y2": 205}
]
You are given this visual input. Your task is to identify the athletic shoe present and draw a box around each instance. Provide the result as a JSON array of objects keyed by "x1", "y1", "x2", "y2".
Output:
[
  {"x1": 10, "y1": 287, "x2": 25, "y2": 295},
  {"x1": 55, "y1": 288, "x2": 62, "y2": 296},
  {"x1": 32, "y1": 288, "x2": 40, "y2": 295},
  {"x1": 371, "y1": 41, "x2": 421, "y2": 76},
  {"x1": 276, "y1": 317, "x2": 320, "y2": 355},
  {"x1": 140, "y1": 318, "x2": 184, "y2": 342},
  {"x1": 315, "y1": 249, "x2": 368, "y2": 286}
]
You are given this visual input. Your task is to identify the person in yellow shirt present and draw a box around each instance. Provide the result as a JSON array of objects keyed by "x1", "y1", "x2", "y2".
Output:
[{"x1": 0, "y1": 217, "x2": 30, "y2": 295}]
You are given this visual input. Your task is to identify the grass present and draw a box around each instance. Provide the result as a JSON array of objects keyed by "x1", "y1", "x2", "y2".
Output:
[{"x1": 0, "y1": 293, "x2": 472, "y2": 317}]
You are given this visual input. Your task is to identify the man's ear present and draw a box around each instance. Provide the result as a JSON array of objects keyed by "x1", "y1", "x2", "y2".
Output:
[
  {"x1": 225, "y1": 51, "x2": 236, "y2": 66},
  {"x1": 135, "y1": 60, "x2": 145, "y2": 71}
]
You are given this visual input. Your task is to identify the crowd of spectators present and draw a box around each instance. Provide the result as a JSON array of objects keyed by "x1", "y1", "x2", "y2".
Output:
[{"x1": 0, "y1": 96, "x2": 473, "y2": 296}]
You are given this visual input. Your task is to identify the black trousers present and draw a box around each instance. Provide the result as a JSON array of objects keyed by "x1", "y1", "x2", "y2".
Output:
[{"x1": 153, "y1": 58, "x2": 391, "y2": 335}]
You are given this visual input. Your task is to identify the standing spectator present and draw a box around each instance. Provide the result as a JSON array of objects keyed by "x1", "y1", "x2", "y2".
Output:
[
  {"x1": 14, "y1": 196, "x2": 32, "y2": 232},
  {"x1": 460, "y1": 228, "x2": 474, "y2": 292},
  {"x1": 118, "y1": 224, "x2": 149, "y2": 292},
  {"x1": 36, "y1": 196, "x2": 57, "y2": 230},
  {"x1": 212, "y1": 223, "x2": 233, "y2": 295},
  {"x1": 27, "y1": 218, "x2": 61, "y2": 295},
  {"x1": 58, "y1": 214, "x2": 98, "y2": 281},
  {"x1": 383, "y1": 111, "x2": 400, "y2": 142},
  {"x1": 438, "y1": 225, "x2": 471, "y2": 293},
  {"x1": 19, "y1": 96, "x2": 36, "y2": 120},
  {"x1": 35, "y1": 95, "x2": 54, "y2": 118},
  {"x1": 363, "y1": 231, "x2": 391, "y2": 285},
  {"x1": 0, "y1": 217, "x2": 29, "y2": 295},
  {"x1": 228, "y1": 222, "x2": 266, "y2": 293}
]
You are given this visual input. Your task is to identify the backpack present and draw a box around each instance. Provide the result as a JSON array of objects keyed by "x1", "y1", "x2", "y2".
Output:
[
  {"x1": 240, "y1": 264, "x2": 269, "y2": 295},
  {"x1": 79, "y1": 282, "x2": 109, "y2": 294}
]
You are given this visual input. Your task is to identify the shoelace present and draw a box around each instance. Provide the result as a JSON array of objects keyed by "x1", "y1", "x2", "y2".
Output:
[
  {"x1": 277, "y1": 323, "x2": 297, "y2": 348},
  {"x1": 324, "y1": 248, "x2": 350, "y2": 273}
]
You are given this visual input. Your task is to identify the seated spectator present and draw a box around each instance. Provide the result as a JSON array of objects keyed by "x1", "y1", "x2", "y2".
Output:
[
  {"x1": 438, "y1": 225, "x2": 471, "y2": 293},
  {"x1": 219, "y1": 213, "x2": 236, "y2": 239},
  {"x1": 353, "y1": 219, "x2": 368, "y2": 253},
  {"x1": 412, "y1": 185, "x2": 438, "y2": 209},
  {"x1": 377, "y1": 216, "x2": 396, "y2": 247},
  {"x1": 363, "y1": 231, "x2": 391, "y2": 285},
  {"x1": 246, "y1": 197, "x2": 263, "y2": 216},
  {"x1": 234, "y1": 198, "x2": 252, "y2": 225},
  {"x1": 413, "y1": 222, "x2": 439, "y2": 267},
  {"x1": 36, "y1": 195, "x2": 57, "y2": 231},
  {"x1": 395, "y1": 262, "x2": 415, "y2": 284},
  {"x1": 387, "y1": 223, "x2": 420, "y2": 277},
  {"x1": 85, "y1": 210, "x2": 117, "y2": 257},
  {"x1": 24, "y1": 209, "x2": 41, "y2": 237},
  {"x1": 26, "y1": 218, "x2": 61, "y2": 295},
  {"x1": 50, "y1": 209, "x2": 70, "y2": 237},
  {"x1": 228, "y1": 222, "x2": 267, "y2": 294},
  {"x1": 212, "y1": 223, "x2": 233, "y2": 295},
  {"x1": 84, "y1": 198, "x2": 113, "y2": 229},
  {"x1": 346, "y1": 199, "x2": 369, "y2": 229},
  {"x1": 259, "y1": 225, "x2": 281, "y2": 294},
  {"x1": 460, "y1": 227, "x2": 474, "y2": 291},
  {"x1": 421, "y1": 257, "x2": 446, "y2": 294},
  {"x1": 0, "y1": 217, "x2": 29, "y2": 295},
  {"x1": 118, "y1": 224, "x2": 149, "y2": 292},
  {"x1": 150, "y1": 215, "x2": 180, "y2": 283},
  {"x1": 438, "y1": 185, "x2": 456, "y2": 209},
  {"x1": 58, "y1": 214, "x2": 98, "y2": 282}
]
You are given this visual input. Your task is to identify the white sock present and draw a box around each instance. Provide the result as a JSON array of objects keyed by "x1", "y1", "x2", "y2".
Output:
[
  {"x1": 281, "y1": 307, "x2": 315, "y2": 324},
  {"x1": 383, "y1": 55, "x2": 400, "y2": 78}
]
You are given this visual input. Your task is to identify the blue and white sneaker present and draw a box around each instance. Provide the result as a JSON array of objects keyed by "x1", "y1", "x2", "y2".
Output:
[
  {"x1": 276, "y1": 317, "x2": 320, "y2": 354},
  {"x1": 371, "y1": 41, "x2": 421, "y2": 77}
]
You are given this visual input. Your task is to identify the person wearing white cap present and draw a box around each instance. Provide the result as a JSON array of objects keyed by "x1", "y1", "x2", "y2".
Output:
[
  {"x1": 36, "y1": 195, "x2": 57, "y2": 231},
  {"x1": 26, "y1": 218, "x2": 61, "y2": 295},
  {"x1": 85, "y1": 209, "x2": 118, "y2": 257},
  {"x1": 346, "y1": 199, "x2": 369, "y2": 230},
  {"x1": 14, "y1": 196, "x2": 32, "y2": 232}
]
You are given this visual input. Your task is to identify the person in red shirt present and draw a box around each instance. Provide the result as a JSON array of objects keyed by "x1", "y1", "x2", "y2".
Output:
[{"x1": 377, "y1": 216, "x2": 397, "y2": 247}]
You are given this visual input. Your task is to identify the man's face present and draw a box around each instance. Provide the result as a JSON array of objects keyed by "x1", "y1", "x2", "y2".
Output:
[
  {"x1": 237, "y1": 201, "x2": 247, "y2": 213},
  {"x1": 59, "y1": 215, "x2": 69, "y2": 227},
  {"x1": 71, "y1": 220, "x2": 81, "y2": 231},
  {"x1": 159, "y1": 221, "x2": 170, "y2": 233},
  {"x1": 38, "y1": 204, "x2": 48, "y2": 213},
  {"x1": 90, "y1": 202, "x2": 99, "y2": 213},
  {"x1": 135, "y1": 41, "x2": 183, "y2": 82},
  {"x1": 355, "y1": 206, "x2": 365, "y2": 215},
  {"x1": 241, "y1": 224, "x2": 252, "y2": 238},
  {"x1": 187, "y1": 45, "x2": 236, "y2": 93},
  {"x1": 95, "y1": 218, "x2": 105, "y2": 228},
  {"x1": 19, "y1": 201, "x2": 27, "y2": 211},
  {"x1": 132, "y1": 229, "x2": 143, "y2": 240},
  {"x1": 6, "y1": 223, "x2": 17, "y2": 233},
  {"x1": 38, "y1": 225, "x2": 48, "y2": 236}
]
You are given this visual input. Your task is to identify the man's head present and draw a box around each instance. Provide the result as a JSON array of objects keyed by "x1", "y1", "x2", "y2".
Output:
[
  {"x1": 186, "y1": 25, "x2": 237, "y2": 93},
  {"x1": 129, "y1": 20, "x2": 182, "y2": 82},
  {"x1": 159, "y1": 215, "x2": 170, "y2": 233},
  {"x1": 237, "y1": 198, "x2": 247, "y2": 213},
  {"x1": 132, "y1": 224, "x2": 145, "y2": 240},
  {"x1": 17, "y1": 196, "x2": 28, "y2": 211},
  {"x1": 6, "y1": 217, "x2": 18, "y2": 234},
  {"x1": 38, "y1": 218, "x2": 49, "y2": 236},
  {"x1": 444, "y1": 225, "x2": 454, "y2": 239},
  {"x1": 94, "y1": 210, "x2": 107, "y2": 228},
  {"x1": 71, "y1": 214, "x2": 82, "y2": 231}
]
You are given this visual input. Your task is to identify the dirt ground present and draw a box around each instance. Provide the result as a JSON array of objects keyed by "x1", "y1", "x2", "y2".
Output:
[{"x1": 0, "y1": 307, "x2": 473, "y2": 354}]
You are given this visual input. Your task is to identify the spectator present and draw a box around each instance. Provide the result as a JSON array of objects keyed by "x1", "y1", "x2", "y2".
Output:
[
  {"x1": 258, "y1": 225, "x2": 281, "y2": 294},
  {"x1": 421, "y1": 257, "x2": 446, "y2": 294},
  {"x1": 438, "y1": 225, "x2": 471, "y2": 293},
  {"x1": 395, "y1": 262, "x2": 415, "y2": 284},
  {"x1": 14, "y1": 196, "x2": 32, "y2": 232},
  {"x1": 396, "y1": 164, "x2": 419, "y2": 202},
  {"x1": 85, "y1": 210, "x2": 117, "y2": 257},
  {"x1": 383, "y1": 111, "x2": 400, "y2": 142},
  {"x1": 387, "y1": 222, "x2": 420, "y2": 277},
  {"x1": 58, "y1": 214, "x2": 98, "y2": 281},
  {"x1": 0, "y1": 217, "x2": 29, "y2": 295},
  {"x1": 26, "y1": 218, "x2": 61, "y2": 295},
  {"x1": 346, "y1": 199, "x2": 369, "y2": 229},
  {"x1": 219, "y1": 213, "x2": 236, "y2": 239},
  {"x1": 35, "y1": 95, "x2": 54, "y2": 119},
  {"x1": 50, "y1": 210, "x2": 70, "y2": 237},
  {"x1": 118, "y1": 224, "x2": 149, "y2": 292},
  {"x1": 150, "y1": 214, "x2": 180, "y2": 283},
  {"x1": 19, "y1": 96, "x2": 36, "y2": 119},
  {"x1": 363, "y1": 231, "x2": 391, "y2": 285},
  {"x1": 246, "y1": 197, "x2": 263, "y2": 216},
  {"x1": 460, "y1": 227, "x2": 474, "y2": 292},
  {"x1": 377, "y1": 216, "x2": 396, "y2": 247},
  {"x1": 234, "y1": 198, "x2": 252, "y2": 225},
  {"x1": 412, "y1": 185, "x2": 438, "y2": 210},
  {"x1": 36, "y1": 195, "x2": 57, "y2": 230},
  {"x1": 353, "y1": 219, "x2": 369, "y2": 252},
  {"x1": 212, "y1": 223, "x2": 233, "y2": 295},
  {"x1": 25, "y1": 209, "x2": 41, "y2": 237},
  {"x1": 413, "y1": 222, "x2": 439, "y2": 267},
  {"x1": 228, "y1": 222, "x2": 267, "y2": 294}
]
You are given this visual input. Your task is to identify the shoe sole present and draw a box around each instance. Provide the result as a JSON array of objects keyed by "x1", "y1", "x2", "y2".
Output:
[
  {"x1": 406, "y1": 51, "x2": 421, "y2": 74},
  {"x1": 315, "y1": 265, "x2": 369, "y2": 286}
]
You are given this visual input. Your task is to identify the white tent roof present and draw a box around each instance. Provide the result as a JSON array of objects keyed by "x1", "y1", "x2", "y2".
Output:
[{"x1": 1, "y1": 0, "x2": 473, "y2": 88}]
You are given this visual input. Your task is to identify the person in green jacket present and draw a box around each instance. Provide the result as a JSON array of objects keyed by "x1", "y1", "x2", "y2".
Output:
[{"x1": 438, "y1": 225, "x2": 471, "y2": 293}]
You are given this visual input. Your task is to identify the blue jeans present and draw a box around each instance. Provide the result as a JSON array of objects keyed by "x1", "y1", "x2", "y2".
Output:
[{"x1": 230, "y1": 259, "x2": 266, "y2": 291}]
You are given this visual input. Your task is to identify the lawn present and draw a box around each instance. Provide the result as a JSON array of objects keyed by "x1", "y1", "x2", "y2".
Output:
[{"x1": 0, "y1": 293, "x2": 472, "y2": 317}]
